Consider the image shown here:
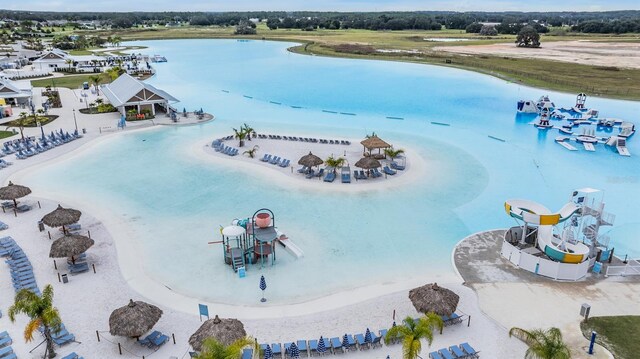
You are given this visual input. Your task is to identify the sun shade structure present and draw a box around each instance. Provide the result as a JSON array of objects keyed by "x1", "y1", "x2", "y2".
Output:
[
  {"x1": 109, "y1": 299, "x2": 163, "y2": 337},
  {"x1": 297, "y1": 152, "x2": 323, "y2": 168},
  {"x1": 360, "y1": 136, "x2": 391, "y2": 151},
  {"x1": 101, "y1": 73, "x2": 178, "y2": 116},
  {"x1": 354, "y1": 157, "x2": 381, "y2": 169},
  {"x1": 408, "y1": 283, "x2": 460, "y2": 316},
  {"x1": 189, "y1": 315, "x2": 247, "y2": 352},
  {"x1": 0, "y1": 181, "x2": 31, "y2": 207},
  {"x1": 41, "y1": 205, "x2": 81, "y2": 229},
  {"x1": 49, "y1": 234, "x2": 94, "y2": 258}
]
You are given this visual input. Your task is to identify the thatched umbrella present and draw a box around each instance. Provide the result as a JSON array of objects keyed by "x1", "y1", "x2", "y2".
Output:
[
  {"x1": 354, "y1": 157, "x2": 381, "y2": 169},
  {"x1": 408, "y1": 283, "x2": 459, "y2": 316},
  {"x1": 49, "y1": 234, "x2": 94, "y2": 258},
  {"x1": 41, "y1": 205, "x2": 82, "y2": 233},
  {"x1": 109, "y1": 299, "x2": 163, "y2": 338},
  {"x1": 298, "y1": 152, "x2": 323, "y2": 168},
  {"x1": 360, "y1": 135, "x2": 391, "y2": 156},
  {"x1": 189, "y1": 315, "x2": 246, "y2": 352},
  {"x1": 0, "y1": 181, "x2": 31, "y2": 207}
]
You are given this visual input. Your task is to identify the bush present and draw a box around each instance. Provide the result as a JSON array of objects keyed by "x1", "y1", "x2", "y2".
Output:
[
  {"x1": 465, "y1": 22, "x2": 483, "y2": 33},
  {"x1": 479, "y1": 25, "x2": 498, "y2": 36}
]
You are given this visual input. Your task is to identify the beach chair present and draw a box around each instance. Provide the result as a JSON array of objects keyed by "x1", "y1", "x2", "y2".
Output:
[
  {"x1": 359, "y1": 170, "x2": 367, "y2": 180},
  {"x1": 391, "y1": 161, "x2": 405, "y2": 170},
  {"x1": 371, "y1": 332, "x2": 382, "y2": 349},
  {"x1": 150, "y1": 333, "x2": 169, "y2": 348},
  {"x1": 279, "y1": 159, "x2": 290, "y2": 168},
  {"x1": 297, "y1": 166, "x2": 308, "y2": 173},
  {"x1": 16, "y1": 204, "x2": 31, "y2": 212},
  {"x1": 139, "y1": 331, "x2": 161, "y2": 347},
  {"x1": 460, "y1": 343, "x2": 479, "y2": 358},
  {"x1": 0, "y1": 335, "x2": 12, "y2": 348},
  {"x1": 429, "y1": 351, "x2": 444, "y2": 359},
  {"x1": 269, "y1": 156, "x2": 280, "y2": 165},
  {"x1": 449, "y1": 345, "x2": 466, "y2": 358},
  {"x1": 296, "y1": 340, "x2": 308, "y2": 357},
  {"x1": 0, "y1": 331, "x2": 9, "y2": 339},
  {"x1": 305, "y1": 169, "x2": 316, "y2": 179},
  {"x1": 308, "y1": 340, "x2": 318, "y2": 356},
  {"x1": 61, "y1": 352, "x2": 80, "y2": 359},
  {"x1": 323, "y1": 172, "x2": 335, "y2": 182},
  {"x1": 0, "y1": 346, "x2": 14, "y2": 357},
  {"x1": 241, "y1": 348, "x2": 253, "y2": 359},
  {"x1": 271, "y1": 343, "x2": 282, "y2": 357},
  {"x1": 69, "y1": 262, "x2": 90, "y2": 274},
  {"x1": 438, "y1": 349, "x2": 455, "y2": 359},
  {"x1": 315, "y1": 168, "x2": 324, "y2": 178},
  {"x1": 383, "y1": 166, "x2": 396, "y2": 175},
  {"x1": 354, "y1": 334, "x2": 367, "y2": 350},
  {"x1": 448, "y1": 313, "x2": 463, "y2": 325},
  {"x1": 329, "y1": 337, "x2": 342, "y2": 354},
  {"x1": 260, "y1": 154, "x2": 270, "y2": 162}
]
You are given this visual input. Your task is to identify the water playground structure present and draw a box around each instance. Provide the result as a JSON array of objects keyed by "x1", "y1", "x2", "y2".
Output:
[
  {"x1": 501, "y1": 188, "x2": 616, "y2": 281},
  {"x1": 215, "y1": 208, "x2": 303, "y2": 274},
  {"x1": 517, "y1": 94, "x2": 635, "y2": 156}
]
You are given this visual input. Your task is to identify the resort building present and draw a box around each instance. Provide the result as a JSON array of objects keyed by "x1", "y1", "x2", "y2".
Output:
[
  {"x1": 101, "y1": 73, "x2": 178, "y2": 117},
  {"x1": 0, "y1": 76, "x2": 33, "y2": 106},
  {"x1": 31, "y1": 49, "x2": 70, "y2": 71}
]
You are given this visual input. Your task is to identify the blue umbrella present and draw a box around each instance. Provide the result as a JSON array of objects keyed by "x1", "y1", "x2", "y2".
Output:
[
  {"x1": 263, "y1": 344, "x2": 273, "y2": 359},
  {"x1": 317, "y1": 337, "x2": 326, "y2": 355},
  {"x1": 364, "y1": 328, "x2": 372, "y2": 344},
  {"x1": 288, "y1": 342, "x2": 299, "y2": 359},
  {"x1": 342, "y1": 334, "x2": 349, "y2": 351},
  {"x1": 259, "y1": 275, "x2": 267, "y2": 302}
]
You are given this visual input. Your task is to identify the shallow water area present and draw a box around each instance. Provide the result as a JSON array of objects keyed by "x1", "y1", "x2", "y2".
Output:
[{"x1": 21, "y1": 39, "x2": 640, "y2": 305}]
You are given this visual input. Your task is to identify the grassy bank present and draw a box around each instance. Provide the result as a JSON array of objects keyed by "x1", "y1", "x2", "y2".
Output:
[
  {"x1": 580, "y1": 316, "x2": 640, "y2": 359},
  {"x1": 31, "y1": 73, "x2": 111, "y2": 89},
  {"x1": 76, "y1": 25, "x2": 640, "y2": 100}
]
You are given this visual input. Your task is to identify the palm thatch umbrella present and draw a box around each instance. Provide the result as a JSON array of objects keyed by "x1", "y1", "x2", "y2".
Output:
[
  {"x1": 297, "y1": 152, "x2": 323, "y2": 168},
  {"x1": 0, "y1": 181, "x2": 31, "y2": 207},
  {"x1": 109, "y1": 299, "x2": 163, "y2": 338},
  {"x1": 189, "y1": 315, "x2": 246, "y2": 352},
  {"x1": 408, "y1": 283, "x2": 459, "y2": 316},
  {"x1": 41, "y1": 205, "x2": 82, "y2": 233},
  {"x1": 360, "y1": 135, "x2": 391, "y2": 157},
  {"x1": 49, "y1": 234, "x2": 94, "y2": 258},
  {"x1": 354, "y1": 157, "x2": 381, "y2": 169}
]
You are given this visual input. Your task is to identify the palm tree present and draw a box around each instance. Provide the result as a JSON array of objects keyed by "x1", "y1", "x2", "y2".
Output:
[
  {"x1": 241, "y1": 123, "x2": 255, "y2": 141},
  {"x1": 243, "y1": 145, "x2": 259, "y2": 158},
  {"x1": 7, "y1": 112, "x2": 29, "y2": 140},
  {"x1": 385, "y1": 314, "x2": 444, "y2": 359},
  {"x1": 233, "y1": 127, "x2": 248, "y2": 147},
  {"x1": 195, "y1": 337, "x2": 257, "y2": 359},
  {"x1": 8, "y1": 284, "x2": 63, "y2": 359},
  {"x1": 509, "y1": 327, "x2": 572, "y2": 359},
  {"x1": 89, "y1": 75, "x2": 101, "y2": 95},
  {"x1": 112, "y1": 36, "x2": 122, "y2": 48},
  {"x1": 65, "y1": 58, "x2": 73, "y2": 71},
  {"x1": 384, "y1": 147, "x2": 405, "y2": 161},
  {"x1": 324, "y1": 155, "x2": 346, "y2": 174}
]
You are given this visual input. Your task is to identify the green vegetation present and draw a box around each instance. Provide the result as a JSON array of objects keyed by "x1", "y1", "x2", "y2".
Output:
[
  {"x1": 509, "y1": 327, "x2": 571, "y2": 359},
  {"x1": 580, "y1": 316, "x2": 640, "y2": 359},
  {"x1": 79, "y1": 98, "x2": 117, "y2": 114},
  {"x1": 5, "y1": 112, "x2": 58, "y2": 138},
  {"x1": 384, "y1": 314, "x2": 444, "y2": 359},
  {"x1": 31, "y1": 73, "x2": 111, "y2": 89},
  {"x1": 8, "y1": 285, "x2": 63, "y2": 359},
  {"x1": 0, "y1": 131, "x2": 16, "y2": 140},
  {"x1": 194, "y1": 337, "x2": 256, "y2": 359}
]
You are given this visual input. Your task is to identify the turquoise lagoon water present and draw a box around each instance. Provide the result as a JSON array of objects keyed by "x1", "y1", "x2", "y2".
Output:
[{"x1": 24, "y1": 40, "x2": 640, "y2": 304}]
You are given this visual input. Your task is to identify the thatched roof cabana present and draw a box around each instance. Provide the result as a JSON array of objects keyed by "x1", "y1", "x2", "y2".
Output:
[
  {"x1": 189, "y1": 315, "x2": 246, "y2": 352},
  {"x1": 109, "y1": 299, "x2": 163, "y2": 337},
  {"x1": 49, "y1": 234, "x2": 94, "y2": 258},
  {"x1": 408, "y1": 283, "x2": 459, "y2": 316},
  {"x1": 0, "y1": 181, "x2": 31, "y2": 207},
  {"x1": 354, "y1": 157, "x2": 381, "y2": 169},
  {"x1": 41, "y1": 205, "x2": 81, "y2": 229},
  {"x1": 298, "y1": 152, "x2": 323, "y2": 168},
  {"x1": 360, "y1": 136, "x2": 390, "y2": 150}
]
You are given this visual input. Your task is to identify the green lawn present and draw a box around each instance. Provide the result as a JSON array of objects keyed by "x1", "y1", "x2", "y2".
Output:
[
  {"x1": 580, "y1": 316, "x2": 640, "y2": 359},
  {"x1": 0, "y1": 131, "x2": 16, "y2": 140},
  {"x1": 31, "y1": 73, "x2": 111, "y2": 89},
  {"x1": 72, "y1": 25, "x2": 640, "y2": 100}
]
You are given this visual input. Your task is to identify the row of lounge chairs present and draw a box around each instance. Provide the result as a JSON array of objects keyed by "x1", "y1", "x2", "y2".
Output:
[
  {"x1": 257, "y1": 134, "x2": 351, "y2": 145},
  {"x1": 39, "y1": 323, "x2": 76, "y2": 347},
  {"x1": 353, "y1": 169, "x2": 383, "y2": 180},
  {"x1": 1, "y1": 236, "x2": 41, "y2": 295},
  {"x1": 212, "y1": 141, "x2": 239, "y2": 156},
  {"x1": 3, "y1": 130, "x2": 83, "y2": 160},
  {"x1": 1, "y1": 201, "x2": 31, "y2": 213},
  {"x1": 138, "y1": 330, "x2": 169, "y2": 350},
  {"x1": 0, "y1": 331, "x2": 16, "y2": 359},
  {"x1": 429, "y1": 343, "x2": 479, "y2": 359},
  {"x1": 260, "y1": 154, "x2": 290, "y2": 167}
]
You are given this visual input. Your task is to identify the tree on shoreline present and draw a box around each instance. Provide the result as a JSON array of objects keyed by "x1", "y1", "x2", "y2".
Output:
[
  {"x1": 385, "y1": 314, "x2": 444, "y2": 359},
  {"x1": 509, "y1": 327, "x2": 571, "y2": 359},
  {"x1": 516, "y1": 25, "x2": 541, "y2": 48}
]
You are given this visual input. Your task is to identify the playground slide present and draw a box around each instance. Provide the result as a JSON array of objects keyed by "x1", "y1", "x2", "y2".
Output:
[{"x1": 505, "y1": 199, "x2": 588, "y2": 264}]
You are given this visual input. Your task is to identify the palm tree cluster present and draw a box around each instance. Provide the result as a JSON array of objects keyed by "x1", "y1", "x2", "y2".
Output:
[
  {"x1": 195, "y1": 337, "x2": 257, "y2": 359},
  {"x1": 232, "y1": 123, "x2": 255, "y2": 147},
  {"x1": 384, "y1": 147, "x2": 405, "y2": 161},
  {"x1": 324, "y1": 155, "x2": 346, "y2": 173},
  {"x1": 385, "y1": 313, "x2": 444, "y2": 359},
  {"x1": 509, "y1": 327, "x2": 572, "y2": 359}
]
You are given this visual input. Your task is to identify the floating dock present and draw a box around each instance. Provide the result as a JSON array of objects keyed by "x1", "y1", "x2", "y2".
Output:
[{"x1": 557, "y1": 141, "x2": 577, "y2": 151}]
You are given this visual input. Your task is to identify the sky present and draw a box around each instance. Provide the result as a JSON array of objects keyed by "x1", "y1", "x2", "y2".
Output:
[{"x1": 4, "y1": 0, "x2": 640, "y2": 13}]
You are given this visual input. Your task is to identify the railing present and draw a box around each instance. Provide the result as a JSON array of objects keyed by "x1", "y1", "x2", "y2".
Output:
[{"x1": 605, "y1": 259, "x2": 640, "y2": 277}]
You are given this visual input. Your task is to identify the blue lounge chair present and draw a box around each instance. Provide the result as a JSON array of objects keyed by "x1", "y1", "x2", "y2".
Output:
[
  {"x1": 296, "y1": 340, "x2": 308, "y2": 356},
  {"x1": 448, "y1": 313, "x2": 463, "y2": 325},
  {"x1": 354, "y1": 334, "x2": 367, "y2": 349},
  {"x1": 297, "y1": 166, "x2": 308, "y2": 173},
  {"x1": 305, "y1": 169, "x2": 316, "y2": 179},
  {"x1": 61, "y1": 352, "x2": 80, "y2": 359},
  {"x1": 0, "y1": 335, "x2": 12, "y2": 347},
  {"x1": 53, "y1": 333, "x2": 75, "y2": 346},
  {"x1": 260, "y1": 154, "x2": 270, "y2": 162},
  {"x1": 391, "y1": 161, "x2": 405, "y2": 170},
  {"x1": 139, "y1": 331, "x2": 160, "y2": 347},
  {"x1": 373, "y1": 168, "x2": 382, "y2": 178},
  {"x1": 323, "y1": 172, "x2": 335, "y2": 182},
  {"x1": 359, "y1": 170, "x2": 367, "y2": 179},
  {"x1": 341, "y1": 172, "x2": 351, "y2": 183},
  {"x1": 330, "y1": 337, "x2": 342, "y2": 354},
  {"x1": 241, "y1": 348, "x2": 253, "y2": 359},
  {"x1": 0, "y1": 331, "x2": 8, "y2": 339},
  {"x1": 16, "y1": 204, "x2": 31, "y2": 212},
  {"x1": 269, "y1": 156, "x2": 280, "y2": 165},
  {"x1": 151, "y1": 333, "x2": 169, "y2": 348},
  {"x1": 315, "y1": 168, "x2": 324, "y2": 178},
  {"x1": 0, "y1": 346, "x2": 14, "y2": 357},
  {"x1": 383, "y1": 166, "x2": 396, "y2": 175},
  {"x1": 438, "y1": 349, "x2": 455, "y2": 359},
  {"x1": 271, "y1": 343, "x2": 282, "y2": 356},
  {"x1": 370, "y1": 332, "x2": 382, "y2": 349},
  {"x1": 69, "y1": 262, "x2": 90, "y2": 274},
  {"x1": 460, "y1": 343, "x2": 479, "y2": 358},
  {"x1": 308, "y1": 340, "x2": 318, "y2": 356},
  {"x1": 279, "y1": 159, "x2": 290, "y2": 168},
  {"x1": 429, "y1": 351, "x2": 444, "y2": 359},
  {"x1": 449, "y1": 346, "x2": 466, "y2": 358}
]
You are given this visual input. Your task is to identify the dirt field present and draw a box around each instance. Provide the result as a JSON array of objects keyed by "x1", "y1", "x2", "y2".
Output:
[{"x1": 434, "y1": 40, "x2": 640, "y2": 69}]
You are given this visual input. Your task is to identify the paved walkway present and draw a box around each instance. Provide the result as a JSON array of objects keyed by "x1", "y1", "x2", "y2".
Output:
[{"x1": 453, "y1": 230, "x2": 640, "y2": 358}]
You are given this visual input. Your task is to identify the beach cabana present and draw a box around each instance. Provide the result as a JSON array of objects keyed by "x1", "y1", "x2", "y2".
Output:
[
  {"x1": 109, "y1": 299, "x2": 163, "y2": 338},
  {"x1": 189, "y1": 315, "x2": 247, "y2": 352},
  {"x1": 355, "y1": 157, "x2": 381, "y2": 176},
  {"x1": 360, "y1": 136, "x2": 391, "y2": 159},
  {"x1": 49, "y1": 234, "x2": 94, "y2": 258},
  {"x1": 298, "y1": 152, "x2": 323, "y2": 168},
  {"x1": 41, "y1": 204, "x2": 82, "y2": 234},
  {"x1": 0, "y1": 77, "x2": 32, "y2": 106},
  {"x1": 0, "y1": 181, "x2": 31, "y2": 210},
  {"x1": 101, "y1": 73, "x2": 178, "y2": 117},
  {"x1": 408, "y1": 283, "x2": 459, "y2": 316}
]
